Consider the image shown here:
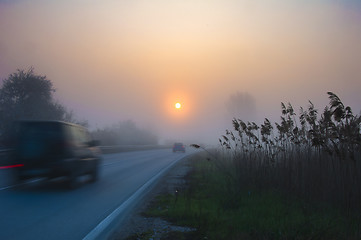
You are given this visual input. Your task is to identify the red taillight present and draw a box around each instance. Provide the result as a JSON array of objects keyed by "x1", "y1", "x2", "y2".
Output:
[{"x1": 0, "y1": 164, "x2": 24, "y2": 169}]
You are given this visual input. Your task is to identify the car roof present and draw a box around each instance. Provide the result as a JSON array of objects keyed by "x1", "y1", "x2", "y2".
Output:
[{"x1": 16, "y1": 120, "x2": 85, "y2": 129}]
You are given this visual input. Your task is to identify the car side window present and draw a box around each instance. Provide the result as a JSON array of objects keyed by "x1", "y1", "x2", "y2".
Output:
[
  {"x1": 64, "y1": 125, "x2": 76, "y2": 146},
  {"x1": 70, "y1": 126, "x2": 91, "y2": 146}
]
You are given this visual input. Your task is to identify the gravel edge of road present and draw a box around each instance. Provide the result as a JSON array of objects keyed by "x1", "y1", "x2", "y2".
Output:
[{"x1": 108, "y1": 154, "x2": 194, "y2": 240}]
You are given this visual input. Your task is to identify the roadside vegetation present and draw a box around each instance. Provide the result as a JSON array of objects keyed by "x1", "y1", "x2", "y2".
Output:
[
  {"x1": 142, "y1": 92, "x2": 361, "y2": 239},
  {"x1": 91, "y1": 120, "x2": 158, "y2": 146}
]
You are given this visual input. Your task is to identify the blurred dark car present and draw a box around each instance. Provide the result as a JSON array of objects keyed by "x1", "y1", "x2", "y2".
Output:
[
  {"x1": 173, "y1": 142, "x2": 185, "y2": 153},
  {"x1": 11, "y1": 120, "x2": 101, "y2": 188}
]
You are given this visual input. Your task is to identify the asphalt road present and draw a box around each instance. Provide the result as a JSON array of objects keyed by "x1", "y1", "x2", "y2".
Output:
[{"x1": 0, "y1": 148, "x2": 195, "y2": 240}]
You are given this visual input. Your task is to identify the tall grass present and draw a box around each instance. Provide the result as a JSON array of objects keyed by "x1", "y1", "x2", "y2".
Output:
[
  {"x1": 145, "y1": 151, "x2": 359, "y2": 239},
  {"x1": 219, "y1": 92, "x2": 361, "y2": 215}
]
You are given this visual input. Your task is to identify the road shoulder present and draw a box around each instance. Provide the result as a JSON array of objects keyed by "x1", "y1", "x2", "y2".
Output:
[{"x1": 109, "y1": 155, "x2": 193, "y2": 240}]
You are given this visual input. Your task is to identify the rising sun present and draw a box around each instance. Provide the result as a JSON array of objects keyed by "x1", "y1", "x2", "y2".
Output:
[{"x1": 175, "y1": 102, "x2": 181, "y2": 109}]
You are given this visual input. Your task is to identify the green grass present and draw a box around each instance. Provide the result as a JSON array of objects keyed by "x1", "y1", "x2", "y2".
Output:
[
  {"x1": 124, "y1": 230, "x2": 154, "y2": 240},
  {"x1": 144, "y1": 156, "x2": 361, "y2": 240}
]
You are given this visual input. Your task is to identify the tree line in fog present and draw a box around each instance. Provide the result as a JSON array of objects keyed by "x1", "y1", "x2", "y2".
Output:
[
  {"x1": 91, "y1": 120, "x2": 158, "y2": 146},
  {"x1": 0, "y1": 68, "x2": 158, "y2": 146}
]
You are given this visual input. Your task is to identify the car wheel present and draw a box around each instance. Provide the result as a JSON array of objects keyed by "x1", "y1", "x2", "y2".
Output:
[
  {"x1": 67, "y1": 172, "x2": 80, "y2": 189},
  {"x1": 12, "y1": 169, "x2": 25, "y2": 185}
]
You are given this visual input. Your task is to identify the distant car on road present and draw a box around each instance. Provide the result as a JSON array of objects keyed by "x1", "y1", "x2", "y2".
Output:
[
  {"x1": 172, "y1": 142, "x2": 185, "y2": 153},
  {"x1": 11, "y1": 120, "x2": 101, "y2": 189}
]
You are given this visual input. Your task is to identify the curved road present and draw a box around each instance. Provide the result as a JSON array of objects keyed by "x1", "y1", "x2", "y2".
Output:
[{"x1": 0, "y1": 148, "x2": 195, "y2": 240}]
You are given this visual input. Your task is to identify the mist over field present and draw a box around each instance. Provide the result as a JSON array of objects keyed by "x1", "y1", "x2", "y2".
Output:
[{"x1": 1, "y1": 0, "x2": 360, "y2": 144}]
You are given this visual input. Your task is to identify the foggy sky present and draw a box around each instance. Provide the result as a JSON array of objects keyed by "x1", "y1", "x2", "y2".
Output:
[{"x1": 1, "y1": 0, "x2": 361, "y2": 144}]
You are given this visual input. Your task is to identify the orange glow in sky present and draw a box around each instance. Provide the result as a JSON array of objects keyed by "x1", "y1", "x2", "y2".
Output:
[{"x1": 0, "y1": 0, "x2": 360, "y2": 143}]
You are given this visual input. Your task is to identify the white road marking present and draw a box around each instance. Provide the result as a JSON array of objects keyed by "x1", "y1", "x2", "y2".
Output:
[{"x1": 82, "y1": 156, "x2": 184, "y2": 240}]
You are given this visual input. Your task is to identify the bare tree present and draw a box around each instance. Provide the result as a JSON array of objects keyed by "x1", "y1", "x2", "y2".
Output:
[{"x1": 226, "y1": 91, "x2": 257, "y2": 122}]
